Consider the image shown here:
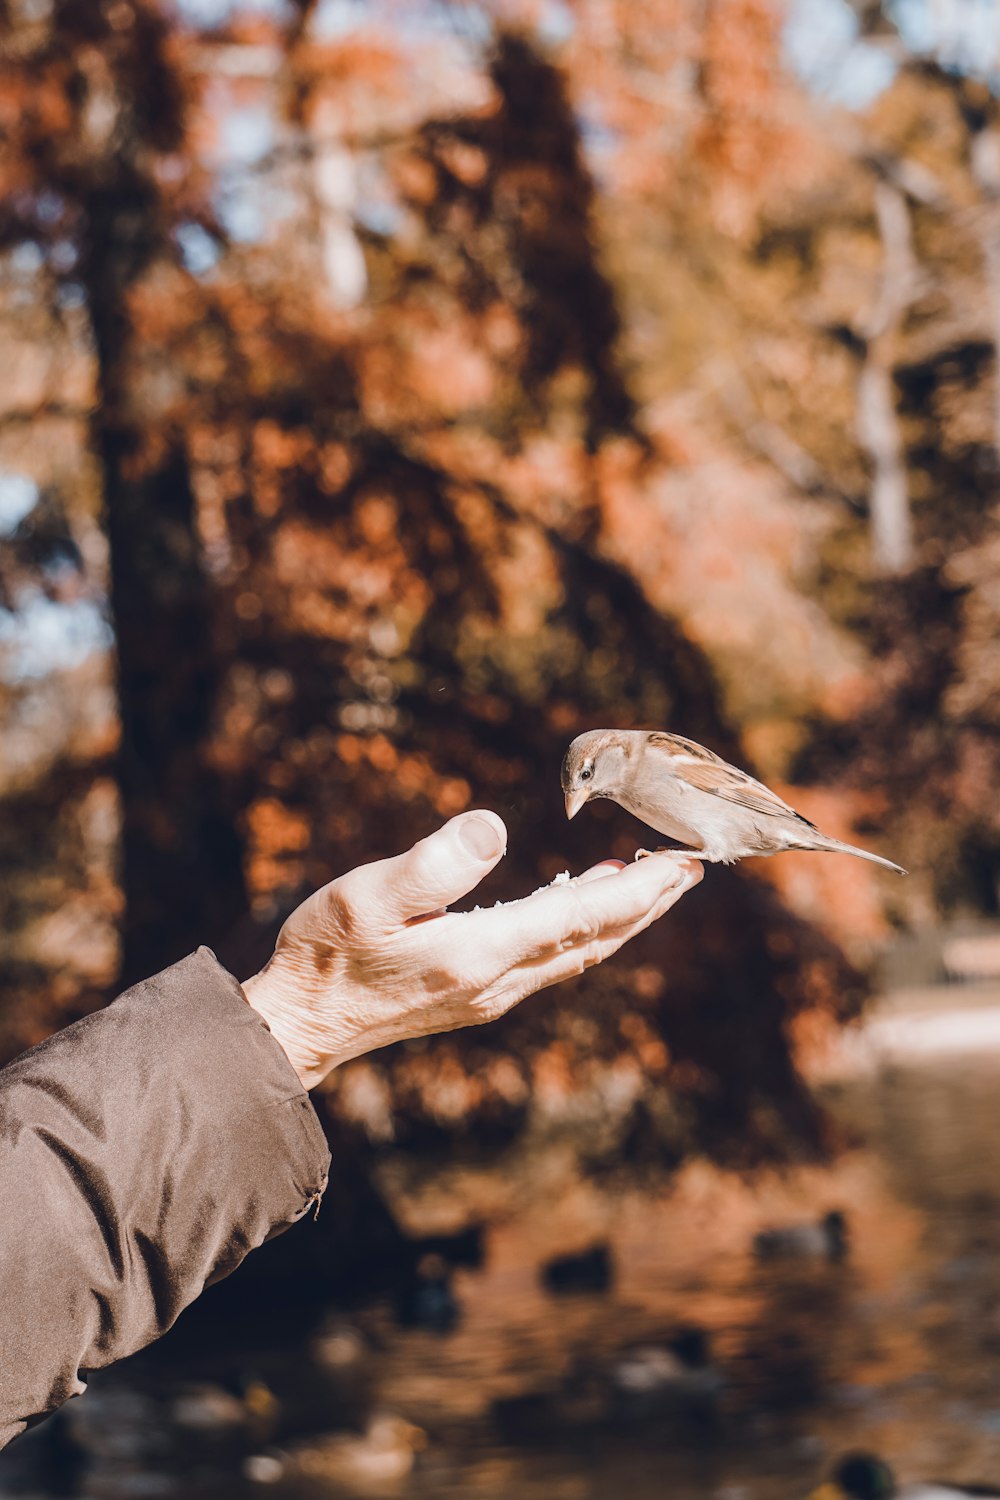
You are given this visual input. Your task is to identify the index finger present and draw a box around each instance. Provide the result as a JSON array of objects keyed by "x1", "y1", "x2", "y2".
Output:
[{"x1": 478, "y1": 853, "x2": 703, "y2": 968}]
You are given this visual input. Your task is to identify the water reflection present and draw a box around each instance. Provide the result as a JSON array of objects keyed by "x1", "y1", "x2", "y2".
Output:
[{"x1": 8, "y1": 983, "x2": 1000, "y2": 1498}]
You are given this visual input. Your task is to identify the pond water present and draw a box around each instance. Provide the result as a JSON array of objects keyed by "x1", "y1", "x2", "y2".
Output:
[{"x1": 7, "y1": 982, "x2": 1000, "y2": 1499}]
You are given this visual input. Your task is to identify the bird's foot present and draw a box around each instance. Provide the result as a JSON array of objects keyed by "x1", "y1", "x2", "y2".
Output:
[{"x1": 634, "y1": 846, "x2": 706, "y2": 864}]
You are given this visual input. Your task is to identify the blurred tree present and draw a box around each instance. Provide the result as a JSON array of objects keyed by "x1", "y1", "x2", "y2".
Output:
[{"x1": 20, "y1": 0, "x2": 984, "y2": 1169}]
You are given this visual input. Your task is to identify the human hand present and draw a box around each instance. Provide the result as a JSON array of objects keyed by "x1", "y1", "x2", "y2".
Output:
[{"x1": 242, "y1": 811, "x2": 702, "y2": 1089}]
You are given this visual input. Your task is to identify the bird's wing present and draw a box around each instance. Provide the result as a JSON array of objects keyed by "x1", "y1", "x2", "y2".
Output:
[{"x1": 647, "y1": 734, "x2": 818, "y2": 828}]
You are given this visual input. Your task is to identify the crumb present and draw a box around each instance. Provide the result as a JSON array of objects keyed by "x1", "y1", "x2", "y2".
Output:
[{"x1": 462, "y1": 871, "x2": 576, "y2": 913}]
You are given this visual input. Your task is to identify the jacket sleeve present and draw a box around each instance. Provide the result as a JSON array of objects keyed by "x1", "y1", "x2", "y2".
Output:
[{"x1": 0, "y1": 947, "x2": 331, "y2": 1447}]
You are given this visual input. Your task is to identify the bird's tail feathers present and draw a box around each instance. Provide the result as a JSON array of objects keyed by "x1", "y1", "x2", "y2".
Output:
[{"x1": 789, "y1": 832, "x2": 908, "y2": 876}]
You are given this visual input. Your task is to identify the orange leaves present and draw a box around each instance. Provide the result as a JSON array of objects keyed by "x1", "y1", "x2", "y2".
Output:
[
  {"x1": 247, "y1": 422, "x2": 321, "y2": 516},
  {"x1": 355, "y1": 492, "x2": 398, "y2": 547},
  {"x1": 410, "y1": 324, "x2": 498, "y2": 412},
  {"x1": 335, "y1": 734, "x2": 470, "y2": 818},
  {"x1": 502, "y1": 436, "x2": 591, "y2": 529},
  {"x1": 299, "y1": 36, "x2": 405, "y2": 113},
  {"x1": 701, "y1": 0, "x2": 783, "y2": 120},
  {"x1": 269, "y1": 511, "x2": 430, "y2": 639},
  {"x1": 2, "y1": 66, "x2": 75, "y2": 144},
  {"x1": 317, "y1": 443, "x2": 354, "y2": 495},
  {"x1": 618, "y1": 1010, "x2": 671, "y2": 1074},
  {"x1": 245, "y1": 795, "x2": 311, "y2": 896},
  {"x1": 435, "y1": 139, "x2": 490, "y2": 190},
  {"x1": 394, "y1": 152, "x2": 439, "y2": 208},
  {"x1": 695, "y1": 0, "x2": 815, "y2": 234},
  {"x1": 359, "y1": 313, "x2": 498, "y2": 423},
  {"x1": 1, "y1": 0, "x2": 896, "y2": 1150},
  {"x1": 252, "y1": 420, "x2": 314, "y2": 472},
  {"x1": 247, "y1": 794, "x2": 311, "y2": 852}
]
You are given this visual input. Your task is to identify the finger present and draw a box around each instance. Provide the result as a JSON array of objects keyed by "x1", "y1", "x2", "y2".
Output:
[
  {"x1": 538, "y1": 860, "x2": 700, "y2": 969},
  {"x1": 505, "y1": 932, "x2": 631, "y2": 998},
  {"x1": 478, "y1": 866, "x2": 702, "y2": 1017},
  {"x1": 477, "y1": 853, "x2": 702, "y2": 969},
  {"x1": 406, "y1": 858, "x2": 620, "y2": 928},
  {"x1": 346, "y1": 810, "x2": 508, "y2": 926},
  {"x1": 513, "y1": 853, "x2": 700, "y2": 961},
  {"x1": 574, "y1": 859, "x2": 626, "y2": 885}
]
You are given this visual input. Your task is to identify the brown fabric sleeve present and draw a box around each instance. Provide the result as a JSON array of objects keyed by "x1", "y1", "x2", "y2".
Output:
[{"x1": 0, "y1": 947, "x2": 331, "y2": 1447}]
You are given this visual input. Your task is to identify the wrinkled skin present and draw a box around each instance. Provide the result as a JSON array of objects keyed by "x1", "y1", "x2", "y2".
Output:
[{"x1": 243, "y1": 811, "x2": 702, "y2": 1088}]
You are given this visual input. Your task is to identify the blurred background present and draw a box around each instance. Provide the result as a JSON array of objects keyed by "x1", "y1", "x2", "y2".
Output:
[{"x1": 3, "y1": 0, "x2": 1000, "y2": 1493}]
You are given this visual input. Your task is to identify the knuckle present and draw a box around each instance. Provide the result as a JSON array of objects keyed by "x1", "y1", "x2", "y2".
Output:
[
  {"x1": 562, "y1": 890, "x2": 602, "y2": 950},
  {"x1": 471, "y1": 990, "x2": 505, "y2": 1024},
  {"x1": 325, "y1": 882, "x2": 362, "y2": 940},
  {"x1": 558, "y1": 951, "x2": 589, "y2": 981},
  {"x1": 404, "y1": 841, "x2": 438, "y2": 894}
]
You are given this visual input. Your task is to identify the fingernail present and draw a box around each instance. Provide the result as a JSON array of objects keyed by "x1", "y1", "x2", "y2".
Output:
[{"x1": 459, "y1": 813, "x2": 505, "y2": 861}]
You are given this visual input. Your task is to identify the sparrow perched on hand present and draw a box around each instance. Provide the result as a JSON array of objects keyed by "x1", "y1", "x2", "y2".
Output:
[{"x1": 562, "y1": 729, "x2": 906, "y2": 874}]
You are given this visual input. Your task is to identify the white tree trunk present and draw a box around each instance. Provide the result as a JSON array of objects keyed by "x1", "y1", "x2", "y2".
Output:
[
  {"x1": 857, "y1": 356, "x2": 913, "y2": 574},
  {"x1": 857, "y1": 180, "x2": 917, "y2": 575}
]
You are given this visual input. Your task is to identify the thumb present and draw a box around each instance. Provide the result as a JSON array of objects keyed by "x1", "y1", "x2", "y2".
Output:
[{"x1": 357, "y1": 810, "x2": 508, "y2": 925}]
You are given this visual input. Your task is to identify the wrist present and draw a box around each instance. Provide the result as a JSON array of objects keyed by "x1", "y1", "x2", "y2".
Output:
[{"x1": 241, "y1": 970, "x2": 334, "y2": 1090}]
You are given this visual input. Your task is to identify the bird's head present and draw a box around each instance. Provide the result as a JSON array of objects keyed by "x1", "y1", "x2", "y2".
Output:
[
  {"x1": 561, "y1": 731, "x2": 630, "y2": 820},
  {"x1": 809, "y1": 1455, "x2": 896, "y2": 1500}
]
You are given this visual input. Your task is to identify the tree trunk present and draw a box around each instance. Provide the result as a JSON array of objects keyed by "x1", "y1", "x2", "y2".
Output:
[
  {"x1": 78, "y1": 166, "x2": 246, "y2": 986},
  {"x1": 858, "y1": 180, "x2": 916, "y2": 575}
]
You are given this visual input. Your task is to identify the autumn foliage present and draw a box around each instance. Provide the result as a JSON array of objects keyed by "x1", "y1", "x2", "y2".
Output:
[{"x1": 2, "y1": 0, "x2": 998, "y2": 1167}]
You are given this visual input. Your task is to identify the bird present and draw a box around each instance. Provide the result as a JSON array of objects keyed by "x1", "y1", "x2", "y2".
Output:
[
  {"x1": 811, "y1": 1452, "x2": 1000, "y2": 1500},
  {"x1": 753, "y1": 1208, "x2": 848, "y2": 1262},
  {"x1": 561, "y1": 730, "x2": 906, "y2": 874},
  {"x1": 244, "y1": 1413, "x2": 427, "y2": 1489},
  {"x1": 610, "y1": 1325, "x2": 724, "y2": 1427},
  {"x1": 393, "y1": 1251, "x2": 460, "y2": 1333},
  {"x1": 540, "y1": 1241, "x2": 614, "y2": 1295}
]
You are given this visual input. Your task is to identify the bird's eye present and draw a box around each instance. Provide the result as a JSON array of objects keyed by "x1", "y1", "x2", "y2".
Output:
[{"x1": 581, "y1": 765, "x2": 593, "y2": 781}]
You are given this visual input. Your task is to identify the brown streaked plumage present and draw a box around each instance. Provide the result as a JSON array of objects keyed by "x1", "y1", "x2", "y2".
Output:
[{"x1": 561, "y1": 730, "x2": 906, "y2": 874}]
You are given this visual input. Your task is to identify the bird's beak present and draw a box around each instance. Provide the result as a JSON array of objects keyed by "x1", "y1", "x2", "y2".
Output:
[{"x1": 564, "y1": 787, "x2": 589, "y2": 821}]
